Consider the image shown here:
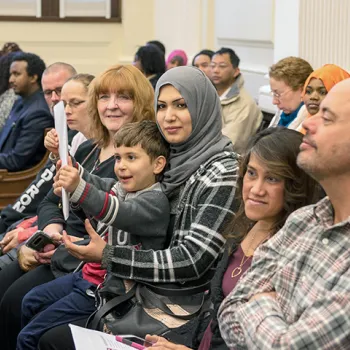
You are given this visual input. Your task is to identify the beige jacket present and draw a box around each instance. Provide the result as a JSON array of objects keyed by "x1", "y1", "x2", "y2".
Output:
[{"x1": 221, "y1": 75, "x2": 263, "y2": 155}]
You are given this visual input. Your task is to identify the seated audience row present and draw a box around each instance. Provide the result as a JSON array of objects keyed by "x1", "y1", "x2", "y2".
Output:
[
  {"x1": 268, "y1": 57, "x2": 350, "y2": 132},
  {"x1": 0, "y1": 66, "x2": 238, "y2": 350},
  {"x1": 147, "y1": 126, "x2": 318, "y2": 349},
  {"x1": 218, "y1": 78, "x2": 350, "y2": 349},
  {"x1": 0, "y1": 41, "x2": 349, "y2": 350}
]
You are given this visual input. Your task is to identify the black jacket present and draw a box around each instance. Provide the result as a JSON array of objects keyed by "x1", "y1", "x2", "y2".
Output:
[
  {"x1": 0, "y1": 90, "x2": 53, "y2": 171},
  {"x1": 0, "y1": 130, "x2": 77, "y2": 233}
]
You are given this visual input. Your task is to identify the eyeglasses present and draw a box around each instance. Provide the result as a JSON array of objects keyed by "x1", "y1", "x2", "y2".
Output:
[
  {"x1": 270, "y1": 89, "x2": 292, "y2": 100},
  {"x1": 43, "y1": 87, "x2": 62, "y2": 97},
  {"x1": 209, "y1": 63, "x2": 231, "y2": 70},
  {"x1": 63, "y1": 100, "x2": 86, "y2": 109}
]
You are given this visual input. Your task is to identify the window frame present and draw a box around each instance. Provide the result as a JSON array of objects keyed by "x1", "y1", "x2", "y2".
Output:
[{"x1": 0, "y1": 0, "x2": 122, "y2": 23}]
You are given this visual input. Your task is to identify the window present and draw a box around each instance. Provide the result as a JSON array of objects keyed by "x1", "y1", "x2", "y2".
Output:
[{"x1": 0, "y1": 0, "x2": 121, "y2": 22}]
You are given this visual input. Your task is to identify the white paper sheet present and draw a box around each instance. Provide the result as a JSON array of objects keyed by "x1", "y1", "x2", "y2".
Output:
[
  {"x1": 69, "y1": 324, "x2": 134, "y2": 350},
  {"x1": 53, "y1": 101, "x2": 69, "y2": 220}
]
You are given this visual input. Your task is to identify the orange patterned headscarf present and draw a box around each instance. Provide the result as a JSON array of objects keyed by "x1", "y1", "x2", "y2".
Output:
[{"x1": 300, "y1": 64, "x2": 350, "y2": 134}]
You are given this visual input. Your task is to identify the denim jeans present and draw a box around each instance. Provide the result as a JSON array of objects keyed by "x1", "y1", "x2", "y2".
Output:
[{"x1": 17, "y1": 271, "x2": 96, "y2": 350}]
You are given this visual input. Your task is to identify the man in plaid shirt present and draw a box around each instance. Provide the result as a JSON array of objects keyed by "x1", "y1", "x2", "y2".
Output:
[{"x1": 218, "y1": 78, "x2": 350, "y2": 349}]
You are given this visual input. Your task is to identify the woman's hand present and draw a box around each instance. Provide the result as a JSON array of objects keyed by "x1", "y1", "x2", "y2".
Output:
[
  {"x1": 62, "y1": 219, "x2": 106, "y2": 262},
  {"x1": 17, "y1": 245, "x2": 41, "y2": 272},
  {"x1": 0, "y1": 227, "x2": 23, "y2": 253},
  {"x1": 33, "y1": 231, "x2": 63, "y2": 264},
  {"x1": 45, "y1": 129, "x2": 59, "y2": 155},
  {"x1": 145, "y1": 335, "x2": 191, "y2": 350}
]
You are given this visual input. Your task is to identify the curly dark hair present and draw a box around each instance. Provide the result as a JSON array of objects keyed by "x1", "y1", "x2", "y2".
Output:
[
  {"x1": 11, "y1": 52, "x2": 46, "y2": 88},
  {"x1": 134, "y1": 45, "x2": 166, "y2": 76},
  {"x1": 192, "y1": 49, "x2": 214, "y2": 66},
  {"x1": 0, "y1": 52, "x2": 18, "y2": 95},
  {"x1": 225, "y1": 127, "x2": 319, "y2": 240}
]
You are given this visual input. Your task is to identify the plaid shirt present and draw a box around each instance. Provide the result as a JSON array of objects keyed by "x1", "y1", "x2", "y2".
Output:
[
  {"x1": 103, "y1": 151, "x2": 239, "y2": 283},
  {"x1": 218, "y1": 196, "x2": 350, "y2": 349}
]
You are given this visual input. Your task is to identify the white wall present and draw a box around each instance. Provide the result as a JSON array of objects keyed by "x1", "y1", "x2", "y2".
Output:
[
  {"x1": 214, "y1": 0, "x2": 275, "y2": 101},
  {"x1": 273, "y1": 0, "x2": 300, "y2": 61},
  {"x1": 153, "y1": 0, "x2": 215, "y2": 61}
]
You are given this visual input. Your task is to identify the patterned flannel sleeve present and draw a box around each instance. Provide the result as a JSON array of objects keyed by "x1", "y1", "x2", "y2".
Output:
[
  {"x1": 218, "y1": 214, "x2": 350, "y2": 349},
  {"x1": 224, "y1": 290, "x2": 350, "y2": 349},
  {"x1": 103, "y1": 157, "x2": 238, "y2": 283}
]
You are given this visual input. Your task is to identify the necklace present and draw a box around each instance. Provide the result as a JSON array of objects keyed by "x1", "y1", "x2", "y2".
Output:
[
  {"x1": 231, "y1": 228, "x2": 270, "y2": 279},
  {"x1": 231, "y1": 253, "x2": 252, "y2": 278},
  {"x1": 231, "y1": 230, "x2": 257, "y2": 279}
]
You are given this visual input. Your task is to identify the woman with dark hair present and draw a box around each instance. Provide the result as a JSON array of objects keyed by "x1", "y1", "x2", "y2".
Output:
[
  {"x1": 133, "y1": 45, "x2": 166, "y2": 89},
  {"x1": 192, "y1": 49, "x2": 214, "y2": 78},
  {"x1": 0, "y1": 52, "x2": 18, "y2": 131},
  {"x1": 147, "y1": 40, "x2": 166, "y2": 57},
  {"x1": 146, "y1": 127, "x2": 318, "y2": 350}
]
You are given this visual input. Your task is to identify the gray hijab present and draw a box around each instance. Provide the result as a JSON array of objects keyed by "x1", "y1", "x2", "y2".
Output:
[{"x1": 155, "y1": 66, "x2": 233, "y2": 195}]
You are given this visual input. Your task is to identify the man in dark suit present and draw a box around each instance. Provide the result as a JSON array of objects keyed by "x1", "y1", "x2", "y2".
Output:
[{"x1": 0, "y1": 52, "x2": 53, "y2": 171}]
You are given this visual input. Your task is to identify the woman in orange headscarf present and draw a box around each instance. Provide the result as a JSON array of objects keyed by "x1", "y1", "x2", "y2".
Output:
[{"x1": 300, "y1": 64, "x2": 350, "y2": 133}]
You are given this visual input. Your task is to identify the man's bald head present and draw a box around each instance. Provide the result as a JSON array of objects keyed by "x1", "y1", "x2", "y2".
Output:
[
  {"x1": 297, "y1": 77, "x2": 350, "y2": 182},
  {"x1": 41, "y1": 62, "x2": 77, "y2": 114}
]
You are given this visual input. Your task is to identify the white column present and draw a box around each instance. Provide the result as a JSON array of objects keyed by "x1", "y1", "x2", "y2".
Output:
[{"x1": 299, "y1": 0, "x2": 350, "y2": 70}]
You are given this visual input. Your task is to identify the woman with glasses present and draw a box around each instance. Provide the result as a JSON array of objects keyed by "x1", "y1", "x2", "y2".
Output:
[
  {"x1": 0, "y1": 73, "x2": 95, "y2": 258},
  {"x1": 268, "y1": 57, "x2": 313, "y2": 130},
  {"x1": 0, "y1": 65, "x2": 156, "y2": 350}
]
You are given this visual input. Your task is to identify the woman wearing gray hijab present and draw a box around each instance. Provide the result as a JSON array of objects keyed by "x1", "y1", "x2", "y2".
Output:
[
  {"x1": 36, "y1": 66, "x2": 239, "y2": 349},
  {"x1": 100, "y1": 66, "x2": 239, "y2": 283}
]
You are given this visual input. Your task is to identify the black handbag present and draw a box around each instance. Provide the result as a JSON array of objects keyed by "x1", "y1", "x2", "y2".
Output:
[{"x1": 86, "y1": 271, "x2": 214, "y2": 341}]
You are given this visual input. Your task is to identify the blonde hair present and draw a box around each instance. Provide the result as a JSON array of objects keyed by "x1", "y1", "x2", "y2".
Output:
[
  {"x1": 88, "y1": 65, "x2": 155, "y2": 148},
  {"x1": 269, "y1": 57, "x2": 313, "y2": 91}
]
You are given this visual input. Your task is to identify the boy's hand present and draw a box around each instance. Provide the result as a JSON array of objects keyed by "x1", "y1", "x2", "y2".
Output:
[
  {"x1": 57, "y1": 157, "x2": 80, "y2": 193},
  {"x1": 62, "y1": 220, "x2": 106, "y2": 262}
]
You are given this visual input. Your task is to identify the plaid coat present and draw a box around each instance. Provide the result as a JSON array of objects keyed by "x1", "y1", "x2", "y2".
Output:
[{"x1": 102, "y1": 151, "x2": 239, "y2": 283}]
